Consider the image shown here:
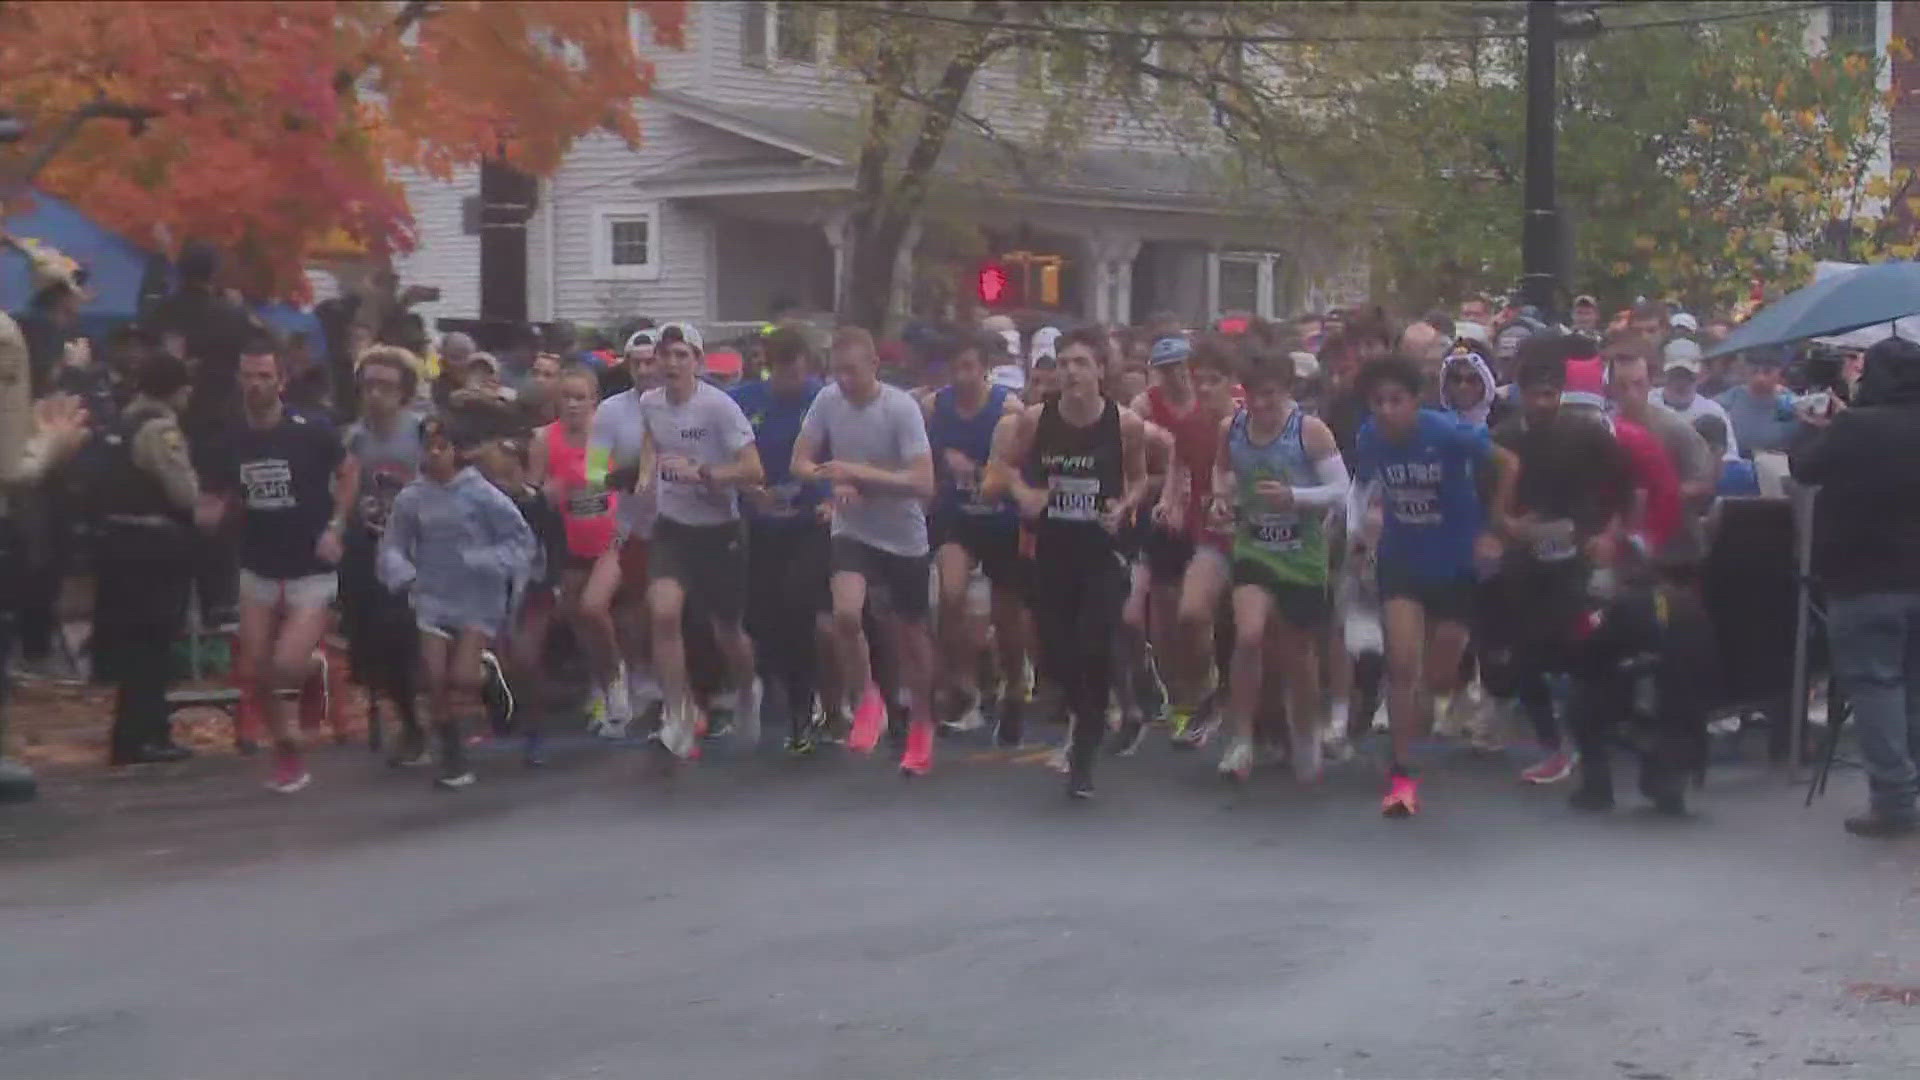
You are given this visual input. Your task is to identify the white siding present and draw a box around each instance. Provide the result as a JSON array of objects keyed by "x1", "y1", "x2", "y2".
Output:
[{"x1": 391, "y1": 166, "x2": 481, "y2": 330}]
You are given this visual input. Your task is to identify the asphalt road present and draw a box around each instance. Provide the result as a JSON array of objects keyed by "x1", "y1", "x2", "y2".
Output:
[{"x1": 2, "y1": 732, "x2": 1918, "y2": 1080}]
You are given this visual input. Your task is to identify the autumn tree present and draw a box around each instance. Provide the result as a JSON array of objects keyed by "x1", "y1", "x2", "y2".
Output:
[
  {"x1": 1368, "y1": 2, "x2": 1910, "y2": 312},
  {"x1": 0, "y1": 1, "x2": 687, "y2": 299}
]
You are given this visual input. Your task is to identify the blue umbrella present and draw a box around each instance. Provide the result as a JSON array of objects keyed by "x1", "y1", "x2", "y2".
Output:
[{"x1": 1705, "y1": 260, "x2": 1920, "y2": 359}]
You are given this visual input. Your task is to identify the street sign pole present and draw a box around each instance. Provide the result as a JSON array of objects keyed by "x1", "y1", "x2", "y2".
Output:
[{"x1": 1521, "y1": 0, "x2": 1561, "y2": 319}]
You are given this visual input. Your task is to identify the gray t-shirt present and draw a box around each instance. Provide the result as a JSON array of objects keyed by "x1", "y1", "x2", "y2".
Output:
[
  {"x1": 799, "y1": 382, "x2": 931, "y2": 557},
  {"x1": 1638, "y1": 402, "x2": 1715, "y2": 564},
  {"x1": 638, "y1": 380, "x2": 756, "y2": 527},
  {"x1": 343, "y1": 415, "x2": 422, "y2": 535}
]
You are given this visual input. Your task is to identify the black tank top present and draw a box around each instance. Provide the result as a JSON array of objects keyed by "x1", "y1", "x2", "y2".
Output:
[{"x1": 1027, "y1": 396, "x2": 1123, "y2": 553}]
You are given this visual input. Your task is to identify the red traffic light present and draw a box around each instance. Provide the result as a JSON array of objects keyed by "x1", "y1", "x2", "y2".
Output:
[{"x1": 977, "y1": 262, "x2": 1009, "y2": 305}]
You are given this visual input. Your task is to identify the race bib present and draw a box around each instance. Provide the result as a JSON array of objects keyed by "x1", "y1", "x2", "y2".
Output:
[
  {"x1": 1528, "y1": 518, "x2": 1576, "y2": 562},
  {"x1": 240, "y1": 459, "x2": 294, "y2": 511},
  {"x1": 567, "y1": 488, "x2": 612, "y2": 518},
  {"x1": 765, "y1": 481, "x2": 803, "y2": 519},
  {"x1": 1388, "y1": 486, "x2": 1439, "y2": 526},
  {"x1": 1250, "y1": 512, "x2": 1301, "y2": 551},
  {"x1": 1047, "y1": 475, "x2": 1101, "y2": 522}
]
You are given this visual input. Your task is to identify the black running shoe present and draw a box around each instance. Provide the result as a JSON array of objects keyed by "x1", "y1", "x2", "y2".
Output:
[{"x1": 1110, "y1": 715, "x2": 1147, "y2": 756}]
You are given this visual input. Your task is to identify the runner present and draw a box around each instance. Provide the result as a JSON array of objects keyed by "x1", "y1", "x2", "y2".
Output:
[
  {"x1": 1488, "y1": 338, "x2": 1634, "y2": 785},
  {"x1": 378, "y1": 416, "x2": 537, "y2": 788},
  {"x1": 985, "y1": 327, "x2": 1148, "y2": 798},
  {"x1": 731, "y1": 327, "x2": 833, "y2": 755},
  {"x1": 474, "y1": 433, "x2": 569, "y2": 767},
  {"x1": 209, "y1": 335, "x2": 359, "y2": 794},
  {"x1": 581, "y1": 327, "x2": 669, "y2": 737},
  {"x1": 338, "y1": 347, "x2": 427, "y2": 765},
  {"x1": 791, "y1": 326, "x2": 939, "y2": 775},
  {"x1": 528, "y1": 363, "x2": 626, "y2": 736},
  {"x1": 1211, "y1": 347, "x2": 1349, "y2": 781},
  {"x1": 924, "y1": 329, "x2": 1027, "y2": 732},
  {"x1": 1349, "y1": 354, "x2": 1518, "y2": 817},
  {"x1": 634, "y1": 324, "x2": 765, "y2": 759},
  {"x1": 1134, "y1": 334, "x2": 1239, "y2": 744}
]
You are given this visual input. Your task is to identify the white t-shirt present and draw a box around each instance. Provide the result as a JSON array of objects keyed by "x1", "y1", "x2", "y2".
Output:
[
  {"x1": 638, "y1": 380, "x2": 756, "y2": 526},
  {"x1": 588, "y1": 389, "x2": 656, "y2": 540},
  {"x1": 798, "y1": 381, "x2": 932, "y2": 557},
  {"x1": 1649, "y1": 388, "x2": 1740, "y2": 460}
]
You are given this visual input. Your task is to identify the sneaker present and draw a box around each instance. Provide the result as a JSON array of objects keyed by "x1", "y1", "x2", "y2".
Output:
[
  {"x1": 1217, "y1": 737, "x2": 1253, "y2": 781},
  {"x1": 1067, "y1": 771, "x2": 1095, "y2": 800},
  {"x1": 1046, "y1": 742, "x2": 1071, "y2": 774},
  {"x1": 940, "y1": 688, "x2": 986, "y2": 734},
  {"x1": 786, "y1": 730, "x2": 817, "y2": 756},
  {"x1": 900, "y1": 720, "x2": 935, "y2": 776},
  {"x1": 1467, "y1": 697, "x2": 1508, "y2": 752},
  {"x1": 1381, "y1": 772, "x2": 1419, "y2": 818},
  {"x1": 584, "y1": 688, "x2": 613, "y2": 737},
  {"x1": 1174, "y1": 711, "x2": 1219, "y2": 751},
  {"x1": 735, "y1": 678, "x2": 764, "y2": 749},
  {"x1": 602, "y1": 676, "x2": 633, "y2": 737},
  {"x1": 266, "y1": 751, "x2": 311, "y2": 794},
  {"x1": 655, "y1": 699, "x2": 700, "y2": 760},
  {"x1": 1291, "y1": 723, "x2": 1324, "y2": 783},
  {"x1": 1521, "y1": 749, "x2": 1578, "y2": 785},
  {"x1": 434, "y1": 771, "x2": 477, "y2": 790},
  {"x1": 820, "y1": 703, "x2": 852, "y2": 745},
  {"x1": 627, "y1": 668, "x2": 664, "y2": 716},
  {"x1": 479, "y1": 650, "x2": 514, "y2": 735},
  {"x1": 848, "y1": 683, "x2": 886, "y2": 754},
  {"x1": 1843, "y1": 810, "x2": 1918, "y2": 838},
  {"x1": 1110, "y1": 714, "x2": 1148, "y2": 756},
  {"x1": 1168, "y1": 704, "x2": 1196, "y2": 743}
]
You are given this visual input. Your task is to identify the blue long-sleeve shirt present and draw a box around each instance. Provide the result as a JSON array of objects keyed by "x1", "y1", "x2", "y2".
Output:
[{"x1": 378, "y1": 466, "x2": 536, "y2": 637}]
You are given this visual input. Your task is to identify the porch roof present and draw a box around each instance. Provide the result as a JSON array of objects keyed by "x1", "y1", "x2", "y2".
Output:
[{"x1": 645, "y1": 89, "x2": 1246, "y2": 213}]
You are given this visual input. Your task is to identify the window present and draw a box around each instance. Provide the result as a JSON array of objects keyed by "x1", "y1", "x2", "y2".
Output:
[
  {"x1": 593, "y1": 204, "x2": 661, "y2": 280},
  {"x1": 1827, "y1": 1, "x2": 1876, "y2": 55},
  {"x1": 1212, "y1": 251, "x2": 1285, "y2": 319},
  {"x1": 742, "y1": 1, "x2": 826, "y2": 67}
]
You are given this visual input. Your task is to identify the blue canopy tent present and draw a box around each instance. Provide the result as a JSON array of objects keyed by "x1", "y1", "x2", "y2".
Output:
[{"x1": 1, "y1": 189, "x2": 165, "y2": 341}]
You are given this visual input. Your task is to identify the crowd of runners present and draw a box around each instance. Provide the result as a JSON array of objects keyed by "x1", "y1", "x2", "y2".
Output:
[{"x1": 25, "y1": 272, "x2": 1845, "y2": 815}]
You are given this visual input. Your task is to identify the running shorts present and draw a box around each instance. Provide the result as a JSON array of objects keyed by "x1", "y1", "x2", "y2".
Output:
[
  {"x1": 239, "y1": 569, "x2": 338, "y2": 611},
  {"x1": 1376, "y1": 560, "x2": 1477, "y2": 627},
  {"x1": 1230, "y1": 556, "x2": 1330, "y2": 630},
  {"x1": 830, "y1": 535, "x2": 931, "y2": 623},
  {"x1": 649, "y1": 517, "x2": 748, "y2": 625}
]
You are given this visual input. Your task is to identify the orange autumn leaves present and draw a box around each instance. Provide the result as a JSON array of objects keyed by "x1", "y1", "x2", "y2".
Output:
[{"x1": 0, "y1": 1, "x2": 687, "y2": 298}]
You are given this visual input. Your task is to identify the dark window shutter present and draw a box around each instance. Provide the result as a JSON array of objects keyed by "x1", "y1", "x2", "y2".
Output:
[
  {"x1": 741, "y1": 1, "x2": 769, "y2": 67},
  {"x1": 461, "y1": 195, "x2": 482, "y2": 236}
]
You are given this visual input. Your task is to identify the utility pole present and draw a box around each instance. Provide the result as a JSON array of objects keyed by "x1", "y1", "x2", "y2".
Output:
[{"x1": 1520, "y1": 0, "x2": 1560, "y2": 317}]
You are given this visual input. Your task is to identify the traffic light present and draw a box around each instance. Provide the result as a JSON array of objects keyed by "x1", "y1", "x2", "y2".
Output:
[{"x1": 977, "y1": 261, "x2": 1010, "y2": 305}]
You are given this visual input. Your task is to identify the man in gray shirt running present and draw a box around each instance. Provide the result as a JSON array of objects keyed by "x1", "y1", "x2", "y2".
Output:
[{"x1": 792, "y1": 327, "x2": 939, "y2": 775}]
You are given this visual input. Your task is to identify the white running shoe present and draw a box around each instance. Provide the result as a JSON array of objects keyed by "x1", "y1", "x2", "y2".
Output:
[
  {"x1": 1046, "y1": 743, "x2": 1071, "y2": 773},
  {"x1": 735, "y1": 678, "x2": 764, "y2": 749},
  {"x1": 1217, "y1": 737, "x2": 1253, "y2": 781},
  {"x1": 627, "y1": 667, "x2": 664, "y2": 715},
  {"x1": 656, "y1": 698, "x2": 699, "y2": 760},
  {"x1": 603, "y1": 676, "x2": 634, "y2": 737}
]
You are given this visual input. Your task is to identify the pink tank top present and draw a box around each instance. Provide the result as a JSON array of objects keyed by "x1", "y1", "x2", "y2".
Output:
[{"x1": 543, "y1": 421, "x2": 616, "y2": 559}]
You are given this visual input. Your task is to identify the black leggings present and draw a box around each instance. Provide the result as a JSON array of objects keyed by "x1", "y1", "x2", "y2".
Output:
[
  {"x1": 747, "y1": 520, "x2": 831, "y2": 734},
  {"x1": 1032, "y1": 538, "x2": 1127, "y2": 778}
]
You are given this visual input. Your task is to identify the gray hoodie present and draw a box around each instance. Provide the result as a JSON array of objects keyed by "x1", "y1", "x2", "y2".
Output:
[{"x1": 378, "y1": 465, "x2": 536, "y2": 637}]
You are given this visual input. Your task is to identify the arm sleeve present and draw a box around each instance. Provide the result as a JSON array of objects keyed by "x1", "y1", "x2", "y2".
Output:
[
  {"x1": 1345, "y1": 478, "x2": 1377, "y2": 534},
  {"x1": 1290, "y1": 451, "x2": 1351, "y2": 510}
]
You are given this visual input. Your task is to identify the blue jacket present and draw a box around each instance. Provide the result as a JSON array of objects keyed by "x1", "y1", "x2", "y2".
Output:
[{"x1": 378, "y1": 466, "x2": 536, "y2": 636}]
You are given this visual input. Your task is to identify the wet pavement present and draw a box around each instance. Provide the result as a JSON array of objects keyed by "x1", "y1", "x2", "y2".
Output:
[{"x1": 2, "y1": 732, "x2": 1918, "y2": 1079}]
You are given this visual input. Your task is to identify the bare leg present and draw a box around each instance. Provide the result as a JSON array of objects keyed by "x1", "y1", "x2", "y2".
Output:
[
  {"x1": 1226, "y1": 585, "x2": 1275, "y2": 746},
  {"x1": 647, "y1": 577, "x2": 693, "y2": 712},
  {"x1": 1383, "y1": 598, "x2": 1430, "y2": 768},
  {"x1": 830, "y1": 570, "x2": 872, "y2": 708}
]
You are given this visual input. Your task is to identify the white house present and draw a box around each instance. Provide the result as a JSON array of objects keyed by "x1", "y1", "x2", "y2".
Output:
[{"x1": 391, "y1": 1, "x2": 1368, "y2": 337}]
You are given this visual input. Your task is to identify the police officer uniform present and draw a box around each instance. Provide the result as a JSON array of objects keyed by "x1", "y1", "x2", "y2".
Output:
[{"x1": 89, "y1": 356, "x2": 201, "y2": 765}]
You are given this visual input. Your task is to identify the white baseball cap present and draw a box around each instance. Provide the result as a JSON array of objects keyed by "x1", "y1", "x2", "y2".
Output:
[
  {"x1": 1663, "y1": 337, "x2": 1703, "y2": 374},
  {"x1": 624, "y1": 328, "x2": 659, "y2": 352},
  {"x1": 1670, "y1": 312, "x2": 1699, "y2": 333},
  {"x1": 657, "y1": 321, "x2": 703, "y2": 353}
]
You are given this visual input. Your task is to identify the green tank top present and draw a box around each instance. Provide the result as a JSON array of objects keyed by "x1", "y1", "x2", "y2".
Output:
[{"x1": 1228, "y1": 407, "x2": 1329, "y2": 586}]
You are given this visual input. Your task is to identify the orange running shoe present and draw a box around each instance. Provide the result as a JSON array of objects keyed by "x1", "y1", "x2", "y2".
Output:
[
  {"x1": 1381, "y1": 772, "x2": 1420, "y2": 818},
  {"x1": 847, "y1": 683, "x2": 886, "y2": 755}
]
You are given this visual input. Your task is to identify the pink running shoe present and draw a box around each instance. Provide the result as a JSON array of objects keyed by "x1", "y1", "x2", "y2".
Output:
[
  {"x1": 899, "y1": 720, "x2": 934, "y2": 776},
  {"x1": 1521, "y1": 749, "x2": 1578, "y2": 785},
  {"x1": 847, "y1": 683, "x2": 886, "y2": 755},
  {"x1": 1381, "y1": 772, "x2": 1419, "y2": 818},
  {"x1": 266, "y1": 749, "x2": 311, "y2": 794}
]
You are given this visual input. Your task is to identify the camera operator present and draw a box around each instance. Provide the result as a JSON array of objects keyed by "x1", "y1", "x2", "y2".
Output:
[{"x1": 1788, "y1": 336, "x2": 1920, "y2": 838}]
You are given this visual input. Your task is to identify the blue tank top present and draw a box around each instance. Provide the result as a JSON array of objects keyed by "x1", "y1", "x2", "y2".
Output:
[{"x1": 930, "y1": 383, "x2": 1014, "y2": 523}]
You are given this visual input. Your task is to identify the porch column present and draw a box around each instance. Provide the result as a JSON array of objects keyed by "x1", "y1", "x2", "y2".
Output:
[
  {"x1": 1204, "y1": 246, "x2": 1222, "y2": 321},
  {"x1": 820, "y1": 207, "x2": 852, "y2": 312},
  {"x1": 1087, "y1": 233, "x2": 1140, "y2": 326}
]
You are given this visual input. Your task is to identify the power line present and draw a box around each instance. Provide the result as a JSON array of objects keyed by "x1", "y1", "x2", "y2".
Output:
[{"x1": 813, "y1": 2, "x2": 1824, "y2": 47}]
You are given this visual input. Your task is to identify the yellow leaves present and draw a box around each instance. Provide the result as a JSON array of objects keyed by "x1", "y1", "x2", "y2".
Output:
[
  {"x1": 1866, "y1": 175, "x2": 1893, "y2": 201},
  {"x1": 1842, "y1": 53, "x2": 1870, "y2": 77},
  {"x1": 1632, "y1": 235, "x2": 1657, "y2": 253},
  {"x1": 1762, "y1": 111, "x2": 1785, "y2": 135},
  {"x1": 1892, "y1": 35, "x2": 1915, "y2": 62},
  {"x1": 1773, "y1": 79, "x2": 1789, "y2": 105},
  {"x1": 1796, "y1": 108, "x2": 1819, "y2": 132},
  {"x1": 1689, "y1": 118, "x2": 1713, "y2": 137},
  {"x1": 1611, "y1": 260, "x2": 1633, "y2": 276}
]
